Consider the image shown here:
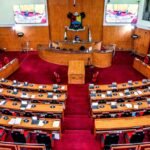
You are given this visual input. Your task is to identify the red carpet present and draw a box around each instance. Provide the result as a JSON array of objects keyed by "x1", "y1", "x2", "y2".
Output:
[{"x1": 1, "y1": 51, "x2": 145, "y2": 150}]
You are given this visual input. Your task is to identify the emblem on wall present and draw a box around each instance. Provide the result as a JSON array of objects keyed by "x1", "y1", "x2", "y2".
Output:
[{"x1": 67, "y1": 12, "x2": 85, "y2": 31}]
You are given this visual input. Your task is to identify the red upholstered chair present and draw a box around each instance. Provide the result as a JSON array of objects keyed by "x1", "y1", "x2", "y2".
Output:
[
  {"x1": 0, "y1": 128, "x2": 7, "y2": 141},
  {"x1": 92, "y1": 71, "x2": 99, "y2": 83},
  {"x1": 35, "y1": 132, "x2": 53, "y2": 149},
  {"x1": 125, "y1": 130, "x2": 145, "y2": 144},
  {"x1": 101, "y1": 133, "x2": 120, "y2": 150},
  {"x1": 3, "y1": 57, "x2": 10, "y2": 65},
  {"x1": 0, "y1": 62, "x2": 3, "y2": 68},
  {"x1": 144, "y1": 56, "x2": 149, "y2": 64},
  {"x1": 53, "y1": 72, "x2": 61, "y2": 83},
  {"x1": 11, "y1": 129, "x2": 30, "y2": 143}
]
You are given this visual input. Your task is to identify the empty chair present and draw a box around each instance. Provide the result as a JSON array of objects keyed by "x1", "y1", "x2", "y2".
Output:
[
  {"x1": 0, "y1": 62, "x2": 3, "y2": 68},
  {"x1": 3, "y1": 57, "x2": 10, "y2": 65},
  {"x1": 92, "y1": 71, "x2": 99, "y2": 83},
  {"x1": 0, "y1": 128, "x2": 7, "y2": 141},
  {"x1": 45, "y1": 113, "x2": 55, "y2": 118},
  {"x1": 102, "y1": 133, "x2": 119, "y2": 150},
  {"x1": 117, "y1": 98, "x2": 124, "y2": 103},
  {"x1": 53, "y1": 72, "x2": 61, "y2": 83},
  {"x1": 23, "y1": 112, "x2": 33, "y2": 117},
  {"x1": 144, "y1": 56, "x2": 149, "y2": 64},
  {"x1": 11, "y1": 130, "x2": 30, "y2": 143},
  {"x1": 36, "y1": 132, "x2": 52, "y2": 150},
  {"x1": 100, "y1": 113, "x2": 111, "y2": 118},
  {"x1": 2, "y1": 109, "x2": 13, "y2": 116},
  {"x1": 121, "y1": 112, "x2": 132, "y2": 117},
  {"x1": 143, "y1": 109, "x2": 150, "y2": 115},
  {"x1": 125, "y1": 131, "x2": 145, "y2": 143},
  {"x1": 98, "y1": 100, "x2": 106, "y2": 104}
]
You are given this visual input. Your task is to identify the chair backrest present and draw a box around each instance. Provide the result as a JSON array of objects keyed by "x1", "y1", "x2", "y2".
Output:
[
  {"x1": 130, "y1": 131, "x2": 145, "y2": 143},
  {"x1": 45, "y1": 113, "x2": 55, "y2": 118},
  {"x1": 3, "y1": 57, "x2": 9, "y2": 64},
  {"x1": 2, "y1": 110, "x2": 12, "y2": 116},
  {"x1": 144, "y1": 56, "x2": 149, "y2": 64},
  {"x1": 121, "y1": 112, "x2": 132, "y2": 117},
  {"x1": 23, "y1": 112, "x2": 33, "y2": 117},
  {"x1": 104, "y1": 134, "x2": 119, "y2": 149},
  {"x1": 143, "y1": 109, "x2": 150, "y2": 115},
  {"x1": 36, "y1": 133, "x2": 51, "y2": 149},
  {"x1": 11, "y1": 131, "x2": 26, "y2": 143},
  {"x1": 101, "y1": 113, "x2": 111, "y2": 118}
]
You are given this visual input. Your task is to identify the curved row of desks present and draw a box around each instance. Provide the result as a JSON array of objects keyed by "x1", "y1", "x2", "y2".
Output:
[
  {"x1": 0, "y1": 87, "x2": 67, "y2": 104},
  {"x1": 91, "y1": 99, "x2": 149, "y2": 116},
  {"x1": 38, "y1": 48, "x2": 113, "y2": 68},
  {"x1": 0, "y1": 114, "x2": 61, "y2": 132},
  {"x1": 0, "y1": 79, "x2": 67, "y2": 92},
  {"x1": 94, "y1": 115, "x2": 150, "y2": 134},
  {"x1": 90, "y1": 88, "x2": 150, "y2": 101},
  {"x1": 133, "y1": 58, "x2": 150, "y2": 78},
  {"x1": 0, "y1": 59, "x2": 19, "y2": 78},
  {"x1": 89, "y1": 79, "x2": 150, "y2": 91},
  {"x1": 0, "y1": 99, "x2": 64, "y2": 117}
]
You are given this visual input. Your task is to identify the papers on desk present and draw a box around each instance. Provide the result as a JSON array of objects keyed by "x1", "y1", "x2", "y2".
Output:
[
  {"x1": 8, "y1": 118, "x2": 22, "y2": 125},
  {"x1": 0, "y1": 100, "x2": 6, "y2": 105},
  {"x1": 38, "y1": 120, "x2": 44, "y2": 126},
  {"x1": 119, "y1": 92, "x2": 124, "y2": 97},
  {"x1": 52, "y1": 132, "x2": 60, "y2": 140},
  {"x1": 134, "y1": 105, "x2": 139, "y2": 109},
  {"x1": 53, "y1": 121, "x2": 60, "y2": 127},
  {"x1": 21, "y1": 94, "x2": 29, "y2": 98},
  {"x1": 26, "y1": 104, "x2": 32, "y2": 109},
  {"x1": 61, "y1": 86, "x2": 65, "y2": 90},
  {"x1": 137, "y1": 90, "x2": 143, "y2": 95},
  {"x1": 39, "y1": 85, "x2": 43, "y2": 89},
  {"x1": 0, "y1": 89, "x2": 3, "y2": 93},
  {"x1": 101, "y1": 94, "x2": 106, "y2": 98},
  {"x1": 8, "y1": 118, "x2": 16, "y2": 125},
  {"x1": 125, "y1": 103, "x2": 132, "y2": 108},
  {"x1": 15, "y1": 118, "x2": 22, "y2": 124},
  {"x1": 134, "y1": 91, "x2": 139, "y2": 96},
  {"x1": 53, "y1": 95, "x2": 58, "y2": 100},
  {"x1": 31, "y1": 95, "x2": 35, "y2": 99}
]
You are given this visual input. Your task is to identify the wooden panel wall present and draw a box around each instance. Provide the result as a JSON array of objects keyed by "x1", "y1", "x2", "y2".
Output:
[
  {"x1": 47, "y1": 0, "x2": 104, "y2": 41},
  {"x1": 103, "y1": 26, "x2": 134, "y2": 50},
  {"x1": 133, "y1": 28, "x2": 150, "y2": 56},
  {"x1": 0, "y1": 26, "x2": 49, "y2": 51}
]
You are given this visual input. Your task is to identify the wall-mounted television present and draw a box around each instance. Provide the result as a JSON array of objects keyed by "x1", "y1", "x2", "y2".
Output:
[
  {"x1": 13, "y1": 4, "x2": 47, "y2": 24},
  {"x1": 104, "y1": 0, "x2": 139, "y2": 26}
]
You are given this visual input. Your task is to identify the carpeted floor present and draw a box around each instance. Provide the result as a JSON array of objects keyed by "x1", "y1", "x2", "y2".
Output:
[{"x1": 1, "y1": 51, "x2": 145, "y2": 150}]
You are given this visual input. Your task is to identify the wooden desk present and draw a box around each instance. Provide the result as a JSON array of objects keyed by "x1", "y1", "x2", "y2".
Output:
[
  {"x1": 89, "y1": 80, "x2": 150, "y2": 92},
  {"x1": 38, "y1": 47, "x2": 113, "y2": 68},
  {"x1": 0, "y1": 100, "x2": 64, "y2": 117},
  {"x1": 58, "y1": 41, "x2": 95, "y2": 50},
  {"x1": 0, "y1": 87, "x2": 66, "y2": 104},
  {"x1": 94, "y1": 115, "x2": 150, "y2": 133},
  {"x1": 133, "y1": 58, "x2": 150, "y2": 78},
  {"x1": 90, "y1": 88, "x2": 150, "y2": 102},
  {"x1": 68, "y1": 60, "x2": 85, "y2": 84},
  {"x1": 0, "y1": 79, "x2": 67, "y2": 92},
  {"x1": 92, "y1": 100, "x2": 149, "y2": 117},
  {"x1": 0, "y1": 115, "x2": 61, "y2": 132},
  {"x1": 0, "y1": 59, "x2": 19, "y2": 79}
]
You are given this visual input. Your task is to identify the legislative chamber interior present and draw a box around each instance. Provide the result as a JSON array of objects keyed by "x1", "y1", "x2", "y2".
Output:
[{"x1": 0, "y1": 0, "x2": 150, "y2": 150}]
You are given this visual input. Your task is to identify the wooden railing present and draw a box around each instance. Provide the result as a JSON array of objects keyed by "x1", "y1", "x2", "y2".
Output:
[
  {"x1": 111, "y1": 142, "x2": 150, "y2": 150},
  {"x1": 0, "y1": 59, "x2": 20, "y2": 79},
  {"x1": 0, "y1": 141, "x2": 46, "y2": 150}
]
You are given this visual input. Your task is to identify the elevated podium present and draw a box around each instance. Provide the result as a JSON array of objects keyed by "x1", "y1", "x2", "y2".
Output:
[{"x1": 68, "y1": 60, "x2": 85, "y2": 84}]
